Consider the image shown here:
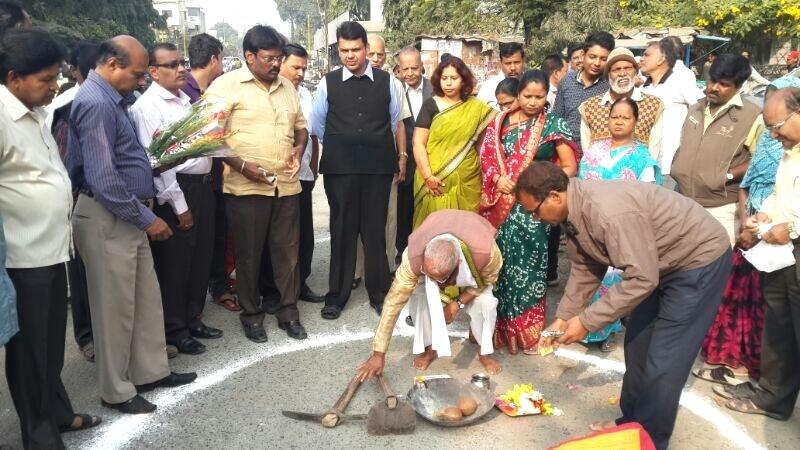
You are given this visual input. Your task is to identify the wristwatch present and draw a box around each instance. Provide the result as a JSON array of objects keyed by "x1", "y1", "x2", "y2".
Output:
[
  {"x1": 789, "y1": 222, "x2": 799, "y2": 240},
  {"x1": 456, "y1": 298, "x2": 465, "y2": 309}
]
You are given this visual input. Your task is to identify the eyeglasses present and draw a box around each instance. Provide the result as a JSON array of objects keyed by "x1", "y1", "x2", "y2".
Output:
[
  {"x1": 259, "y1": 55, "x2": 285, "y2": 65},
  {"x1": 152, "y1": 59, "x2": 187, "y2": 70},
  {"x1": 530, "y1": 196, "x2": 547, "y2": 221},
  {"x1": 767, "y1": 110, "x2": 798, "y2": 133}
]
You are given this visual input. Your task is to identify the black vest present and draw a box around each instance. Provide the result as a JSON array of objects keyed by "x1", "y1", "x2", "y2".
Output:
[
  {"x1": 400, "y1": 90, "x2": 416, "y2": 187},
  {"x1": 320, "y1": 67, "x2": 398, "y2": 175}
]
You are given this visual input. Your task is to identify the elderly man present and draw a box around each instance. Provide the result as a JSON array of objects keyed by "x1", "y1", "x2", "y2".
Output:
[
  {"x1": 311, "y1": 22, "x2": 404, "y2": 320},
  {"x1": 1, "y1": 28, "x2": 102, "y2": 447},
  {"x1": 477, "y1": 42, "x2": 525, "y2": 109},
  {"x1": 205, "y1": 26, "x2": 308, "y2": 342},
  {"x1": 640, "y1": 40, "x2": 704, "y2": 187},
  {"x1": 671, "y1": 54, "x2": 762, "y2": 245},
  {"x1": 720, "y1": 87, "x2": 800, "y2": 421},
  {"x1": 356, "y1": 210, "x2": 503, "y2": 380},
  {"x1": 69, "y1": 36, "x2": 198, "y2": 414},
  {"x1": 130, "y1": 42, "x2": 221, "y2": 356},
  {"x1": 579, "y1": 47, "x2": 664, "y2": 160},
  {"x1": 519, "y1": 162, "x2": 731, "y2": 450},
  {"x1": 553, "y1": 32, "x2": 614, "y2": 152}
]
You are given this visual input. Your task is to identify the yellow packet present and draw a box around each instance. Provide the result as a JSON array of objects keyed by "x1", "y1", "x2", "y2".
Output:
[{"x1": 538, "y1": 345, "x2": 554, "y2": 356}]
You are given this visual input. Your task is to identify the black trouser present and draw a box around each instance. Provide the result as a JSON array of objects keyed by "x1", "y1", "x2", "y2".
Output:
[
  {"x1": 752, "y1": 247, "x2": 800, "y2": 418},
  {"x1": 616, "y1": 248, "x2": 731, "y2": 450},
  {"x1": 546, "y1": 225, "x2": 561, "y2": 281},
  {"x1": 226, "y1": 193, "x2": 300, "y2": 325},
  {"x1": 207, "y1": 189, "x2": 230, "y2": 299},
  {"x1": 395, "y1": 176, "x2": 414, "y2": 258},
  {"x1": 323, "y1": 174, "x2": 392, "y2": 307},
  {"x1": 6, "y1": 264, "x2": 74, "y2": 450},
  {"x1": 260, "y1": 180, "x2": 316, "y2": 302},
  {"x1": 67, "y1": 253, "x2": 92, "y2": 348},
  {"x1": 150, "y1": 174, "x2": 215, "y2": 344}
]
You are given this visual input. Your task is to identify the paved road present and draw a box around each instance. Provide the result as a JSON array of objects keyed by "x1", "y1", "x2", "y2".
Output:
[{"x1": 1, "y1": 179, "x2": 799, "y2": 449}]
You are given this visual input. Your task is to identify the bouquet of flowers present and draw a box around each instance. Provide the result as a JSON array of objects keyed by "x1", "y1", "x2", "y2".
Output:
[
  {"x1": 147, "y1": 99, "x2": 233, "y2": 168},
  {"x1": 495, "y1": 383, "x2": 562, "y2": 417}
]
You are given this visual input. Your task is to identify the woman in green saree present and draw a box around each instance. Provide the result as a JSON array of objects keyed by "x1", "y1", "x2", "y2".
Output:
[{"x1": 412, "y1": 57, "x2": 496, "y2": 229}]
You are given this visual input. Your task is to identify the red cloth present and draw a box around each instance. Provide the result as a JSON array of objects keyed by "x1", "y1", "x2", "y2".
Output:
[{"x1": 548, "y1": 422, "x2": 656, "y2": 450}]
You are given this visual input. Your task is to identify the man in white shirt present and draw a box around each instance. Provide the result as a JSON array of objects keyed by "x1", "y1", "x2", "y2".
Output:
[
  {"x1": 0, "y1": 28, "x2": 101, "y2": 448},
  {"x1": 130, "y1": 42, "x2": 221, "y2": 356},
  {"x1": 260, "y1": 43, "x2": 325, "y2": 309},
  {"x1": 477, "y1": 42, "x2": 525, "y2": 109},
  {"x1": 640, "y1": 40, "x2": 705, "y2": 188}
]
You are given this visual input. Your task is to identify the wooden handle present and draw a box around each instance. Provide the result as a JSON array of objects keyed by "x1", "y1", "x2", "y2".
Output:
[
  {"x1": 321, "y1": 375, "x2": 363, "y2": 428},
  {"x1": 377, "y1": 375, "x2": 398, "y2": 410}
]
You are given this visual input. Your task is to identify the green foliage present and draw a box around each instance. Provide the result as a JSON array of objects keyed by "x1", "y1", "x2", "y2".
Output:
[
  {"x1": 20, "y1": 0, "x2": 164, "y2": 47},
  {"x1": 693, "y1": 0, "x2": 800, "y2": 39},
  {"x1": 210, "y1": 22, "x2": 241, "y2": 58},
  {"x1": 275, "y1": 0, "x2": 323, "y2": 47}
]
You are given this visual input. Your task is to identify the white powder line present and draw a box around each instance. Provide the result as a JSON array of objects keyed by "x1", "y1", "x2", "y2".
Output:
[{"x1": 85, "y1": 330, "x2": 763, "y2": 450}]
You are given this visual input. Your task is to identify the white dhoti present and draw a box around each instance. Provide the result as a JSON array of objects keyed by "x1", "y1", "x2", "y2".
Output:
[{"x1": 409, "y1": 234, "x2": 498, "y2": 356}]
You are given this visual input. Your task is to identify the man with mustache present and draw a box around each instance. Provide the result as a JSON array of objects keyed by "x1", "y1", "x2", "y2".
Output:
[
  {"x1": 578, "y1": 47, "x2": 664, "y2": 160},
  {"x1": 477, "y1": 42, "x2": 525, "y2": 110},
  {"x1": 130, "y1": 42, "x2": 222, "y2": 356},
  {"x1": 671, "y1": 54, "x2": 762, "y2": 246}
]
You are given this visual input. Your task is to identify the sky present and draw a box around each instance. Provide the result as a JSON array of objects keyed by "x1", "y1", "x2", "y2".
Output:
[{"x1": 195, "y1": 0, "x2": 291, "y2": 36}]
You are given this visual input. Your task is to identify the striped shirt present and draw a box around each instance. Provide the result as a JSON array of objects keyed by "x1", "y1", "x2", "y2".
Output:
[
  {"x1": 552, "y1": 69, "x2": 610, "y2": 151},
  {"x1": 67, "y1": 71, "x2": 157, "y2": 231}
]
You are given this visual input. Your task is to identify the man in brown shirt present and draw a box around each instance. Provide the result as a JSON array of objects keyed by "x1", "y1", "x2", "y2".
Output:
[{"x1": 517, "y1": 162, "x2": 731, "y2": 450}]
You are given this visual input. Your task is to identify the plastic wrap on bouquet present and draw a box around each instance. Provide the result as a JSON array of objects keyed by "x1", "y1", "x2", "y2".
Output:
[{"x1": 147, "y1": 99, "x2": 234, "y2": 168}]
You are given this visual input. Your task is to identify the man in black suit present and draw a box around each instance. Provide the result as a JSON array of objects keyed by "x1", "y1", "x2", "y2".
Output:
[
  {"x1": 396, "y1": 46, "x2": 433, "y2": 261},
  {"x1": 310, "y1": 22, "x2": 404, "y2": 320}
]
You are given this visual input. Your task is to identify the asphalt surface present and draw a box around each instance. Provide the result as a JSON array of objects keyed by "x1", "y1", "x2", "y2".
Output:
[{"x1": 1, "y1": 179, "x2": 799, "y2": 449}]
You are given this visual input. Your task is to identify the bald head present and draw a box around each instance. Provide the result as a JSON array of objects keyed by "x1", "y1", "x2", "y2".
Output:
[
  {"x1": 422, "y1": 239, "x2": 459, "y2": 284},
  {"x1": 367, "y1": 34, "x2": 386, "y2": 69},
  {"x1": 95, "y1": 35, "x2": 148, "y2": 95},
  {"x1": 764, "y1": 87, "x2": 800, "y2": 149}
]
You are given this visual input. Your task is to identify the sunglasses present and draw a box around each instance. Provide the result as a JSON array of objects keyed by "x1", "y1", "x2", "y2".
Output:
[{"x1": 152, "y1": 59, "x2": 187, "y2": 70}]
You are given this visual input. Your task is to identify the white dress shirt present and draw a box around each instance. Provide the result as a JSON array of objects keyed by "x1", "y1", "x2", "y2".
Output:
[
  {"x1": 45, "y1": 83, "x2": 80, "y2": 129},
  {"x1": 477, "y1": 72, "x2": 506, "y2": 109},
  {"x1": 0, "y1": 85, "x2": 73, "y2": 268},
  {"x1": 130, "y1": 82, "x2": 212, "y2": 215},
  {"x1": 311, "y1": 64, "x2": 403, "y2": 144},
  {"x1": 298, "y1": 85, "x2": 315, "y2": 182},
  {"x1": 405, "y1": 81, "x2": 425, "y2": 120},
  {"x1": 642, "y1": 68, "x2": 705, "y2": 174}
]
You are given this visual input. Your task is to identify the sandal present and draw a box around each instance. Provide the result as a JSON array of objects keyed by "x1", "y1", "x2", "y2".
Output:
[
  {"x1": 692, "y1": 366, "x2": 742, "y2": 385},
  {"x1": 321, "y1": 305, "x2": 342, "y2": 320},
  {"x1": 600, "y1": 338, "x2": 617, "y2": 353},
  {"x1": 724, "y1": 398, "x2": 789, "y2": 421},
  {"x1": 59, "y1": 413, "x2": 102, "y2": 433},
  {"x1": 712, "y1": 381, "x2": 757, "y2": 400},
  {"x1": 212, "y1": 292, "x2": 241, "y2": 312}
]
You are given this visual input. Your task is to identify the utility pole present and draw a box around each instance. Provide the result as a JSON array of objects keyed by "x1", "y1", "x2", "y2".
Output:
[{"x1": 178, "y1": 0, "x2": 188, "y2": 56}]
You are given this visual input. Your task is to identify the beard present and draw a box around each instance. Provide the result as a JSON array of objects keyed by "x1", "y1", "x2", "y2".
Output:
[{"x1": 610, "y1": 77, "x2": 634, "y2": 95}]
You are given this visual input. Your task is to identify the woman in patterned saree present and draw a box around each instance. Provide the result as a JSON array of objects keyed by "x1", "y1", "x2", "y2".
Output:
[
  {"x1": 480, "y1": 70, "x2": 578, "y2": 354},
  {"x1": 412, "y1": 57, "x2": 496, "y2": 228},
  {"x1": 695, "y1": 76, "x2": 800, "y2": 384},
  {"x1": 577, "y1": 97, "x2": 662, "y2": 352}
]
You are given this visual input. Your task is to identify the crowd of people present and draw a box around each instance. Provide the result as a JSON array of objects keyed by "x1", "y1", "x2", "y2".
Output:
[{"x1": 1, "y1": 0, "x2": 800, "y2": 448}]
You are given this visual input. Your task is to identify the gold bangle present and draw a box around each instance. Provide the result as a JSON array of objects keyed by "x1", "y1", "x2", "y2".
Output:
[{"x1": 398, "y1": 152, "x2": 408, "y2": 159}]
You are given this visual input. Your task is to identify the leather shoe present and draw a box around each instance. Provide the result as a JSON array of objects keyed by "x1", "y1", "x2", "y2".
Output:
[
  {"x1": 370, "y1": 302, "x2": 383, "y2": 316},
  {"x1": 190, "y1": 323, "x2": 223, "y2": 339},
  {"x1": 299, "y1": 286, "x2": 325, "y2": 303},
  {"x1": 174, "y1": 336, "x2": 206, "y2": 355},
  {"x1": 101, "y1": 394, "x2": 156, "y2": 414},
  {"x1": 243, "y1": 323, "x2": 268, "y2": 343},
  {"x1": 321, "y1": 305, "x2": 342, "y2": 320},
  {"x1": 136, "y1": 372, "x2": 198, "y2": 393},
  {"x1": 279, "y1": 320, "x2": 308, "y2": 340}
]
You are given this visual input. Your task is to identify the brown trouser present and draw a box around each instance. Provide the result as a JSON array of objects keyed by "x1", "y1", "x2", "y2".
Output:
[
  {"x1": 73, "y1": 194, "x2": 170, "y2": 403},
  {"x1": 225, "y1": 193, "x2": 300, "y2": 325}
]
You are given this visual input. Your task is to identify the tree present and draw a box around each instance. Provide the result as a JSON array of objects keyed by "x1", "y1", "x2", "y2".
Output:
[
  {"x1": 210, "y1": 22, "x2": 241, "y2": 58},
  {"x1": 328, "y1": 0, "x2": 371, "y2": 21},
  {"x1": 20, "y1": 0, "x2": 164, "y2": 47},
  {"x1": 693, "y1": 0, "x2": 800, "y2": 39},
  {"x1": 276, "y1": 0, "x2": 323, "y2": 47}
]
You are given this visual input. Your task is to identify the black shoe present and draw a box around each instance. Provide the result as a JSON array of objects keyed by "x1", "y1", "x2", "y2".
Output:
[
  {"x1": 321, "y1": 305, "x2": 342, "y2": 320},
  {"x1": 174, "y1": 336, "x2": 206, "y2": 355},
  {"x1": 102, "y1": 395, "x2": 156, "y2": 414},
  {"x1": 190, "y1": 323, "x2": 223, "y2": 339},
  {"x1": 243, "y1": 323, "x2": 268, "y2": 343},
  {"x1": 370, "y1": 302, "x2": 383, "y2": 316},
  {"x1": 136, "y1": 372, "x2": 198, "y2": 393},
  {"x1": 351, "y1": 277, "x2": 362, "y2": 290},
  {"x1": 279, "y1": 320, "x2": 308, "y2": 340},
  {"x1": 299, "y1": 286, "x2": 325, "y2": 303}
]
